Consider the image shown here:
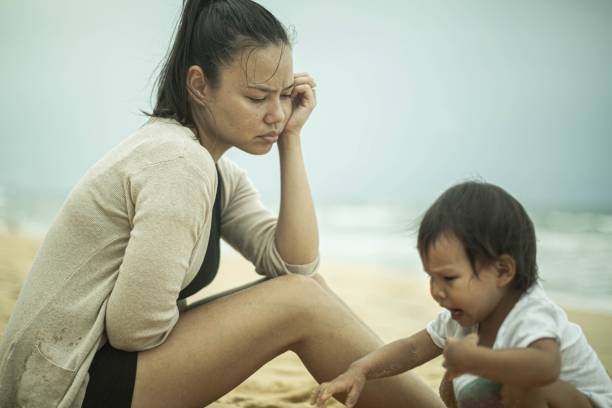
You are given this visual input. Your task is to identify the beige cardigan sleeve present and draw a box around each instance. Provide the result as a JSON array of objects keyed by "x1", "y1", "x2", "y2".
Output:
[
  {"x1": 218, "y1": 158, "x2": 319, "y2": 278},
  {"x1": 106, "y1": 156, "x2": 215, "y2": 351}
]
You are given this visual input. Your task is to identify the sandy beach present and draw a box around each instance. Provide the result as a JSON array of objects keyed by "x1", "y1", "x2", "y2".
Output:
[{"x1": 1, "y1": 233, "x2": 611, "y2": 407}]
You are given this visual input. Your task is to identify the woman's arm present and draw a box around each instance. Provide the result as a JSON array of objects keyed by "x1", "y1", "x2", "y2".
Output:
[
  {"x1": 275, "y1": 73, "x2": 318, "y2": 264},
  {"x1": 275, "y1": 137, "x2": 318, "y2": 264},
  {"x1": 444, "y1": 336, "x2": 561, "y2": 387},
  {"x1": 107, "y1": 156, "x2": 215, "y2": 351}
]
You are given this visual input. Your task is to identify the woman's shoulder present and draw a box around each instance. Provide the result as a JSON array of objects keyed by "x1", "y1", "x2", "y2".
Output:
[
  {"x1": 217, "y1": 156, "x2": 256, "y2": 196},
  {"x1": 114, "y1": 117, "x2": 216, "y2": 178},
  {"x1": 136, "y1": 118, "x2": 214, "y2": 164},
  {"x1": 217, "y1": 156, "x2": 246, "y2": 177}
]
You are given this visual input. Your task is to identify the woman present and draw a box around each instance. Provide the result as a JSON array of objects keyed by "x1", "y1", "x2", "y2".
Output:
[{"x1": 0, "y1": 1, "x2": 445, "y2": 407}]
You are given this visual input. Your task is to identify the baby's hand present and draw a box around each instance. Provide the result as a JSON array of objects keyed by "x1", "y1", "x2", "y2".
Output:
[
  {"x1": 443, "y1": 333, "x2": 479, "y2": 379},
  {"x1": 309, "y1": 367, "x2": 366, "y2": 408}
]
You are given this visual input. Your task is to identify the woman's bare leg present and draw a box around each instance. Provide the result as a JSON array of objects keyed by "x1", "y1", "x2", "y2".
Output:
[
  {"x1": 132, "y1": 274, "x2": 444, "y2": 408},
  {"x1": 439, "y1": 371, "x2": 457, "y2": 408},
  {"x1": 502, "y1": 380, "x2": 593, "y2": 408}
]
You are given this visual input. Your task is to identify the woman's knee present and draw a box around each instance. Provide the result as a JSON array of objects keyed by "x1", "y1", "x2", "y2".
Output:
[
  {"x1": 270, "y1": 273, "x2": 337, "y2": 317},
  {"x1": 274, "y1": 273, "x2": 328, "y2": 300},
  {"x1": 309, "y1": 272, "x2": 328, "y2": 286},
  {"x1": 309, "y1": 272, "x2": 339, "y2": 294}
]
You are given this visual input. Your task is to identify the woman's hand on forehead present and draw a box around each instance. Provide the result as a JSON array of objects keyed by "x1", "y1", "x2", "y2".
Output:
[
  {"x1": 293, "y1": 72, "x2": 317, "y2": 89},
  {"x1": 280, "y1": 72, "x2": 317, "y2": 140}
]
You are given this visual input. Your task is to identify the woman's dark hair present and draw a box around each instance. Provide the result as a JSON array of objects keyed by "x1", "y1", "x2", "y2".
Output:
[
  {"x1": 149, "y1": 0, "x2": 290, "y2": 127},
  {"x1": 417, "y1": 181, "x2": 538, "y2": 292}
]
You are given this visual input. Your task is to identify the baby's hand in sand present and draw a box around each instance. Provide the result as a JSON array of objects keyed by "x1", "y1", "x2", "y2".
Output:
[
  {"x1": 443, "y1": 333, "x2": 479, "y2": 379},
  {"x1": 309, "y1": 367, "x2": 366, "y2": 408}
]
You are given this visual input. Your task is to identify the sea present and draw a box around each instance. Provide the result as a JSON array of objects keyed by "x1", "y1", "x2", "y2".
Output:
[
  {"x1": 315, "y1": 204, "x2": 612, "y2": 315},
  {"x1": 1, "y1": 188, "x2": 611, "y2": 314}
]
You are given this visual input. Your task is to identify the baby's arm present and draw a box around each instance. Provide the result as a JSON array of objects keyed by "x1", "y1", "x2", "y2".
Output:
[
  {"x1": 351, "y1": 329, "x2": 442, "y2": 379},
  {"x1": 444, "y1": 335, "x2": 561, "y2": 387},
  {"x1": 310, "y1": 329, "x2": 441, "y2": 407}
]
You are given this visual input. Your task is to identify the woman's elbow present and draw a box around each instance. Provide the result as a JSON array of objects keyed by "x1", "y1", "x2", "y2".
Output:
[
  {"x1": 106, "y1": 312, "x2": 178, "y2": 351},
  {"x1": 106, "y1": 324, "x2": 161, "y2": 351}
]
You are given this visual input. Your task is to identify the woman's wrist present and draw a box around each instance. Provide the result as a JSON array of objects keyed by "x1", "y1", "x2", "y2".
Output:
[{"x1": 278, "y1": 131, "x2": 302, "y2": 153}]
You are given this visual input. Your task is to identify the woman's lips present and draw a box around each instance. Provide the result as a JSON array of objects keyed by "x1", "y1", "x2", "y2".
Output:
[{"x1": 259, "y1": 132, "x2": 279, "y2": 143}]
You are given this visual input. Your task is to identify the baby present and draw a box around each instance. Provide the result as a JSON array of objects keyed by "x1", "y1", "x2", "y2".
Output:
[{"x1": 311, "y1": 181, "x2": 612, "y2": 408}]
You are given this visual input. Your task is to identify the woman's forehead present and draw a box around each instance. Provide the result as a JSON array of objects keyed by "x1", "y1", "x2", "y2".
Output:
[{"x1": 226, "y1": 45, "x2": 293, "y2": 89}]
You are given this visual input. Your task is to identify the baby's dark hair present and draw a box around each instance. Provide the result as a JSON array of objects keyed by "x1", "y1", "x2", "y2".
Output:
[{"x1": 417, "y1": 181, "x2": 538, "y2": 292}]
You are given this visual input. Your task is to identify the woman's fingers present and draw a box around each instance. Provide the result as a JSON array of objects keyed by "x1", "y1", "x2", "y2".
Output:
[
  {"x1": 289, "y1": 72, "x2": 316, "y2": 109},
  {"x1": 292, "y1": 83, "x2": 316, "y2": 109},
  {"x1": 281, "y1": 72, "x2": 317, "y2": 136},
  {"x1": 293, "y1": 72, "x2": 316, "y2": 89}
]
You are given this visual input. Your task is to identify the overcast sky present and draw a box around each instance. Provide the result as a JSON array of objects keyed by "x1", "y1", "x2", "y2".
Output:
[{"x1": 1, "y1": 0, "x2": 611, "y2": 211}]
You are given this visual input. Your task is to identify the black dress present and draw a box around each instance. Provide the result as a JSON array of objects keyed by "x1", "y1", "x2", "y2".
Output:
[{"x1": 82, "y1": 175, "x2": 222, "y2": 408}]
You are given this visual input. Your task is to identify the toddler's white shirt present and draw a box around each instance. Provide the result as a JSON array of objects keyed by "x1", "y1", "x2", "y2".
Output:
[{"x1": 426, "y1": 284, "x2": 612, "y2": 407}]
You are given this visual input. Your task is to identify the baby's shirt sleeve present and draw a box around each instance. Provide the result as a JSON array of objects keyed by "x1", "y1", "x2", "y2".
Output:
[
  {"x1": 496, "y1": 295, "x2": 563, "y2": 349},
  {"x1": 426, "y1": 309, "x2": 453, "y2": 349},
  {"x1": 427, "y1": 310, "x2": 480, "y2": 349}
]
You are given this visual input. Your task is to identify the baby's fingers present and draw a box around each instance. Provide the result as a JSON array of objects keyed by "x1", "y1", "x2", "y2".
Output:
[
  {"x1": 310, "y1": 383, "x2": 334, "y2": 407},
  {"x1": 311, "y1": 380, "x2": 350, "y2": 407},
  {"x1": 344, "y1": 383, "x2": 364, "y2": 408},
  {"x1": 309, "y1": 384, "x2": 325, "y2": 406}
]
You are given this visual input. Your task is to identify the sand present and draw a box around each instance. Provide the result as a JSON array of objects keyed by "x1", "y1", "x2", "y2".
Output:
[{"x1": 1, "y1": 233, "x2": 611, "y2": 407}]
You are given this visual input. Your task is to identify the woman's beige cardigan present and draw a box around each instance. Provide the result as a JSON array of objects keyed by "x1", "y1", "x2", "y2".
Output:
[{"x1": 0, "y1": 118, "x2": 319, "y2": 407}]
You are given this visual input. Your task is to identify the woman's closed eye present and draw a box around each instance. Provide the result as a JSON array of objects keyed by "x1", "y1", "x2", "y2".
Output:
[
  {"x1": 443, "y1": 276, "x2": 457, "y2": 282},
  {"x1": 247, "y1": 94, "x2": 292, "y2": 103},
  {"x1": 247, "y1": 95, "x2": 266, "y2": 103}
]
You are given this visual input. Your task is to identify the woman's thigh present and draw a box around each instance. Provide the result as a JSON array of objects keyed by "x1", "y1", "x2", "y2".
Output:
[
  {"x1": 502, "y1": 379, "x2": 593, "y2": 408},
  {"x1": 131, "y1": 273, "x2": 444, "y2": 408},
  {"x1": 131, "y1": 274, "x2": 322, "y2": 408}
]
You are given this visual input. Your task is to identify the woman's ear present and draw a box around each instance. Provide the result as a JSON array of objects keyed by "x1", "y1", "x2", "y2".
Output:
[
  {"x1": 186, "y1": 65, "x2": 209, "y2": 105},
  {"x1": 495, "y1": 254, "x2": 516, "y2": 288}
]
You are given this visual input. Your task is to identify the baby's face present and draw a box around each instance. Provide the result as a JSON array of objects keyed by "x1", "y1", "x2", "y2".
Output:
[{"x1": 422, "y1": 234, "x2": 505, "y2": 328}]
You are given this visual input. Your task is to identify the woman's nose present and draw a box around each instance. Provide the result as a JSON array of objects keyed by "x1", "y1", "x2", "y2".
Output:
[{"x1": 264, "y1": 98, "x2": 286, "y2": 125}]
